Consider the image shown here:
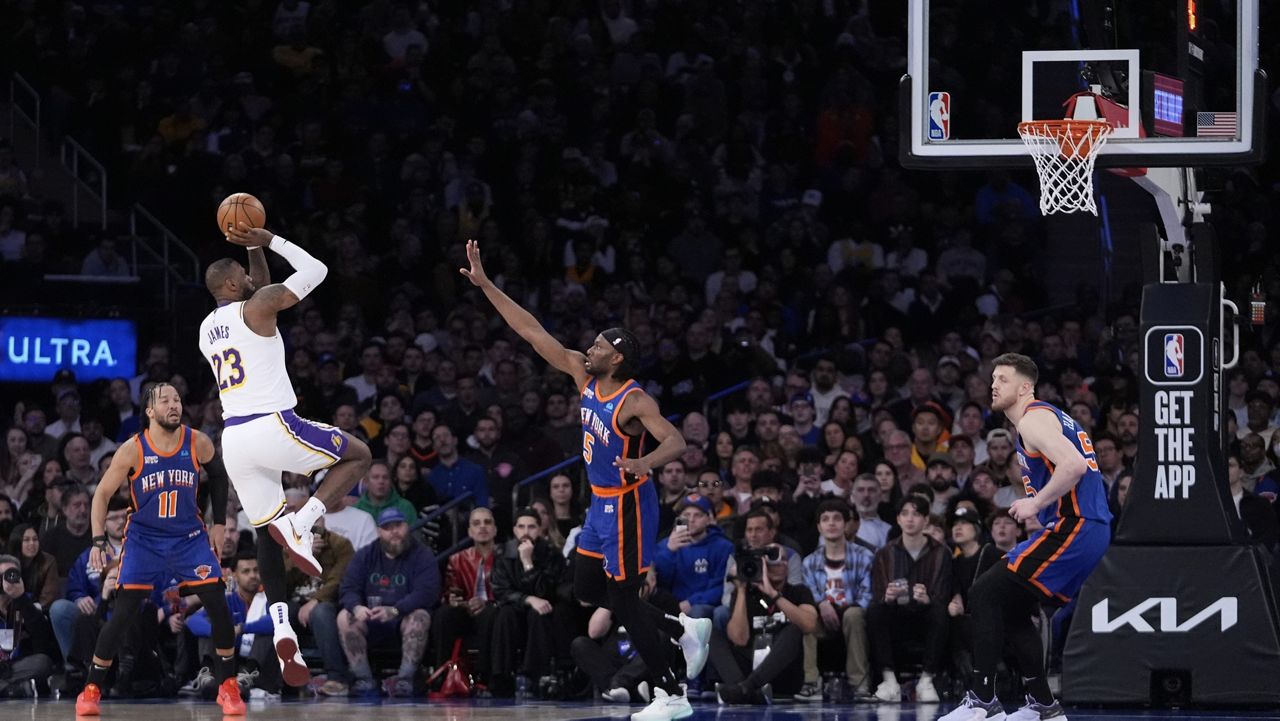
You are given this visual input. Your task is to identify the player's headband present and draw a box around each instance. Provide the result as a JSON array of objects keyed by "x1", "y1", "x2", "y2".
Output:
[{"x1": 601, "y1": 327, "x2": 639, "y2": 363}]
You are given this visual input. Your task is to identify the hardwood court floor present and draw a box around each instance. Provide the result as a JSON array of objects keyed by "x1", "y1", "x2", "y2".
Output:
[{"x1": 10, "y1": 697, "x2": 1280, "y2": 721}]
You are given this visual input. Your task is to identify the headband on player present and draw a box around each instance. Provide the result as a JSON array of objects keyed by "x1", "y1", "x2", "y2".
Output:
[{"x1": 601, "y1": 327, "x2": 640, "y2": 378}]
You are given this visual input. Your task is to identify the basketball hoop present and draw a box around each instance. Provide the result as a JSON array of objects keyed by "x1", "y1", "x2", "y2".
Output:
[{"x1": 1017, "y1": 119, "x2": 1114, "y2": 216}]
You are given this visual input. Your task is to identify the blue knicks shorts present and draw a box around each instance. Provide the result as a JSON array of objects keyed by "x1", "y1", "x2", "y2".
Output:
[
  {"x1": 118, "y1": 522, "x2": 223, "y2": 593},
  {"x1": 576, "y1": 479, "x2": 658, "y2": 582},
  {"x1": 1006, "y1": 517, "x2": 1110, "y2": 604}
]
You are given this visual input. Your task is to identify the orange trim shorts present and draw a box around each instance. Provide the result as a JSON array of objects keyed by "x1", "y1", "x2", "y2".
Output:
[
  {"x1": 117, "y1": 522, "x2": 223, "y2": 592},
  {"x1": 576, "y1": 479, "x2": 658, "y2": 582},
  {"x1": 1005, "y1": 517, "x2": 1110, "y2": 604}
]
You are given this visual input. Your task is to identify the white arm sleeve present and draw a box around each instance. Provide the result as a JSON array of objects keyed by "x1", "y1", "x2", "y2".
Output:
[{"x1": 268, "y1": 235, "x2": 328, "y2": 300}]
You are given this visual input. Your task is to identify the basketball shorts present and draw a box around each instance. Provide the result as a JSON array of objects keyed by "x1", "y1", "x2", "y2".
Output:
[
  {"x1": 118, "y1": 522, "x2": 222, "y2": 592},
  {"x1": 576, "y1": 479, "x2": 658, "y2": 582},
  {"x1": 222, "y1": 409, "x2": 348, "y2": 527},
  {"x1": 1006, "y1": 517, "x2": 1110, "y2": 604}
]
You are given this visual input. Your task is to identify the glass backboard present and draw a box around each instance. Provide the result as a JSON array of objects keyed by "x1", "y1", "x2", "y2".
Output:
[{"x1": 901, "y1": 0, "x2": 1263, "y2": 168}]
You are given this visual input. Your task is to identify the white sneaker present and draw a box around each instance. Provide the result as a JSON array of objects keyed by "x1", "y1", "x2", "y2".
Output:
[
  {"x1": 939, "y1": 690, "x2": 1007, "y2": 721},
  {"x1": 1007, "y1": 694, "x2": 1066, "y2": 721},
  {"x1": 273, "y1": 625, "x2": 312, "y2": 687},
  {"x1": 631, "y1": 686, "x2": 693, "y2": 721},
  {"x1": 268, "y1": 513, "x2": 322, "y2": 577},
  {"x1": 676, "y1": 613, "x2": 712, "y2": 678},
  {"x1": 874, "y1": 678, "x2": 902, "y2": 703},
  {"x1": 916, "y1": 675, "x2": 940, "y2": 703}
]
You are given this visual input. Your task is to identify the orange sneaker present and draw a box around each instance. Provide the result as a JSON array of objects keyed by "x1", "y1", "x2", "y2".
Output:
[
  {"x1": 75, "y1": 683, "x2": 102, "y2": 716},
  {"x1": 217, "y1": 677, "x2": 246, "y2": 716}
]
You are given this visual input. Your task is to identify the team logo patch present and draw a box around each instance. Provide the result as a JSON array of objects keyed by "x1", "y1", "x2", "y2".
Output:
[
  {"x1": 331, "y1": 433, "x2": 342, "y2": 450},
  {"x1": 180, "y1": 450, "x2": 190, "y2": 457},
  {"x1": 605, "y1": 403, "x2": 614, "y2": 411},
  {"x1": 194, "y1": 564, "x2": 213, "y2": 580}
]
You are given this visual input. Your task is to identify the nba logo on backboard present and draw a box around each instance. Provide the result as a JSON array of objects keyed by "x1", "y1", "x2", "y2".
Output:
[
  {"x1": 1164, "y1": 333, "x2": 1184, "y2": 378},
  {"x1": 928, "y1": 92, "x2": 950, "y2": 140}
]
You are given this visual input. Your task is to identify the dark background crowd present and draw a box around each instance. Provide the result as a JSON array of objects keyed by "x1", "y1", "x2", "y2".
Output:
[{"x1": 0, "y1": 0, "x2": 1278, "y2": 706}]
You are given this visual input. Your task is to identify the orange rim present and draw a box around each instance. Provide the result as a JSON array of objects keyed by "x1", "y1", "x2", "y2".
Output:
[{"x1": 1018, "y1": 119, "x2": 1112, "y2": 159}]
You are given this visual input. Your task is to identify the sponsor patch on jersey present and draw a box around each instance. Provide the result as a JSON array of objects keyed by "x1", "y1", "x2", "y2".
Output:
[
  {"x1": 145, "y1": 455, "x2": 159, "y2": 464},
  {"x1": 194, "y1": 564, "x2": 213, "y2": 580}
]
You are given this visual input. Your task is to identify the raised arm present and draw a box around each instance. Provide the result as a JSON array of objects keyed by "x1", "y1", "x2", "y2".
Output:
[
  {"x1": 460, "y1": 240, "x2": 589, "y2": 386},
  {"x1": 246, "y1": 246, "x2": 271, "y2": 289},
  {"x1": 1010, "y1": 410, "x2": 1090, "y2": 522},
  {"x1": 613, "y1": 392, "x2": 686, "y2": 480},
  {"x1": 226, "y1": 222, "x2": 327, "y2": 336},
  {"x1": 90, "y1": 439, "x2": 136, "y2": 571}
]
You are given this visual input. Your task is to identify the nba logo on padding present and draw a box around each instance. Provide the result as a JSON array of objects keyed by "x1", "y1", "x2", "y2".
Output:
[
  {"x1": 928, "y1": 92, "x2": 950, "y2": 140},
  {"x1": 1164, "y1": 333, "x2": 1184, "y2": 378}
]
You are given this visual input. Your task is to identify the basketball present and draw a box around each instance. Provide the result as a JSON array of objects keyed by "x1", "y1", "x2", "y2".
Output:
[{"x1": 216, "y1": 193, "x2": 267, "y2": 234}]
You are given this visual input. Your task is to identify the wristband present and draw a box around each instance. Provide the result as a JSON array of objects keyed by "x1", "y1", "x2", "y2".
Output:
[{"x1": 92, "y1": 535, "x2": 109, "y2": 552}]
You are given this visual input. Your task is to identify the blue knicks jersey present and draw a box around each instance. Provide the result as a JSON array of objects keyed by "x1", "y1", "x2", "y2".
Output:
[
  {"x1": 128, "y1": 426, "x2": 204, "y2": 535},
  {"x1": 580, "y1": 379, "x2": 648, "y2": 489},
  {"x1": 1016, "y1": 401, "x2": 1113, "y2": 526}
]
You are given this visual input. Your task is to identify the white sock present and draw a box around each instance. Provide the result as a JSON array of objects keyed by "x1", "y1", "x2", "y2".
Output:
[
  {"x1": 883, "y1": 670, "x2": 898, "y2": 684},
  {"x1": 294, "y1": 497, "x2": 327, "y2": 530},
  {"x1": 270, "y1": 602, "x2": 291, "y2": 631},
  {"x1": 919, "y1": 672, "x2": 934, "y2": 683}
]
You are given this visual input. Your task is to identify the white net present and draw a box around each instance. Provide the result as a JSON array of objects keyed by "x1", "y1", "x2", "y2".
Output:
[{"x1": 1017, "y1": 120, "x2": 1114, "y2": 216}]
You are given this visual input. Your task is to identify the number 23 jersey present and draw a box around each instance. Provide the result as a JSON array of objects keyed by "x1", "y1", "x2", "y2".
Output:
[{"x1": 198, "y1": 301, "x2": 296, "y2": 417}]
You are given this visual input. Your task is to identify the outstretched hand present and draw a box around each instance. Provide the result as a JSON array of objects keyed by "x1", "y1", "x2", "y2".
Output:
[
  {"x1": 225, "y1": 221, "x2": 273, "y2": 248},
  {"x1": 459, "y1": 239, "x2": 489, "y2": 287}
]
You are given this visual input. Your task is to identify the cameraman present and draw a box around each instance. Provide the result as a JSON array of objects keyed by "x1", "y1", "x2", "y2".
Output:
[
  {"x1": 708, "y1": 540, "x2": 818, "y2": 704},
  {"x1": 717, "y1": 509, "x2": 804, "y2": 631},
  {"x1": 0, "y1": 554, "x2": 57, "y2": 696}
]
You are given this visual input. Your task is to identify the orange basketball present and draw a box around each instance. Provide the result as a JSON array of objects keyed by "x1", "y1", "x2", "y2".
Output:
[{"x1": 216, "y1": 193, "x2": 267, "y2": 234}]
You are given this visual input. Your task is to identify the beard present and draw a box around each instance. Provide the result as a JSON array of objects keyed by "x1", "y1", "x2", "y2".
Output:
[
  {"x1": 380, "y1": 537, "x2": 408, "y2": 556},
  {"x1": 928, "y1": 476, "x2": 955, "y2": 491},
  {"x1": 152, "y1": 415, "x2": 182, "y2": 432}
]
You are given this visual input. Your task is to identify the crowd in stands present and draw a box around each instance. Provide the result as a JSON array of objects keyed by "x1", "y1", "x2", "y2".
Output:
[{"x1": 0, "y1": 0, "x2": 1279, "y2": 706}]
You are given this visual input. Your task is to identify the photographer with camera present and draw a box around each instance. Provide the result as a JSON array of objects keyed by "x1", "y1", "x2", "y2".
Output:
[
  {"x1": 0, "y1": 554, "x2": 56, "y2": 697},
  {"x1": 707, "y1": 534, "x2": 818, "y2": 704},
  {"x1": 716, "y1": 508, "x2": 805, "y2": 631}
]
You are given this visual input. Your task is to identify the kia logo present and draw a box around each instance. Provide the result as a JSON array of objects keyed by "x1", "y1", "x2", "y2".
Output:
[{"x1": 1091, "y1": 597, "x2": 1238, "y2": 633}]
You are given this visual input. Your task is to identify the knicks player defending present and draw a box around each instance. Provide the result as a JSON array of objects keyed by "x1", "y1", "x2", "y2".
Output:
[
  {"x1": 462, "y1": 240, "x2": 709, "y2": 721},
  {"x1": 75, "y1": 383, "x2": 244, "y2": 715},
  {"x1": 942, "y1": 354, "x2": 1111, "y2": 721},
  {"x1": 200, "y1": 223, "x2": 372, "y2": 686}
]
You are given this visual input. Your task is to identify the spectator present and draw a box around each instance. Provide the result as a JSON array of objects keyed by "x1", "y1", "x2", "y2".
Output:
[
  {"x1": 0, "y1": 554, "x2": 57, "y2": 693},
  {"x1": 1228, "y1": 453, "x2": 1279, "y2": 550},
  {"x1": 80, "y1": 418, "x2": 118, "y2": 469},
  {"x1": 434, "y1": 508, "x2": 499, "y2": 689},
  {"x1": 821, "y1": 450, "x2": 860, "y2": 499},
  {"x1": 80, "y1": 237, "x2": 131, "y2": 277},
  {"x1": 884, "y1": 430, "x2": 925, "y2": 491},
  {"x1": 185, "y1": 552, "x2": 275, "y2": 697},
  {"x1": 427, "y1": 425, "x2": 489, "y2": 509},
  {"x1": 7, "y1": 524, "x2": 57, "y2": 609},
  {"x1": 337, "y1": 508, "x2": 439, "y2": 696},
  {"x1": 323, "y1": 495, "x2": 379, "y2": 551},
  {"x1": 489, "y1": 508, "x2": 566, "y2": 696},
  {"x1": 46, "y1": 391, "x2": 84, "y2": 440},
  {"x1": 354, "y1": 461, "x2": 416, "y2": 521},
  {"x1": 946, "y1": 507, "x2": 1001, "y2": 687},
  {"x1": 725, "y1": 447, "x2": 761, "y2": 515},
  {"x1": 988, "y1": 509, "x2": 1021, "y2": 553},
  {"x1": 654, "y1": 494, "x2": 734, "y2": 619},
  {"x1": 1239, "y1": 391, "x2": 1278, "y2": 445},
  {"x1": 392, "y1": 455, "x2": 437, "y2": 513},
  {"x1": 285, "y1": 516, "x2": 354, "y2": 697},
  {"x1": 42, "y1": 484, "x2": 94, "y2": 575},
  {"x1": 59, "y1": 434, "x2": 98, "y2": 488},
  {"x1": 800, "y1": 499, "x2": 874, "y2": 700},
  {"x1": 1239, "y1": 434, "x2": 1274, "y2": 490},
  {"x1": 851, "y1": 474, "x2": 891, "y2": 550},
  {"x1": 718, "y1": 508, "x2": 805, "y2": 630},
  {"x1": 868, "y1": 496, "x2": 952, "y2": 703},
  {"x1": 925, "y1": 453, "x2": 960, "y2": 515},
  {"x1": 50, "y1": 499, "x2": 127, "y2": 669},
  {"x1": 466, "y1": 417, "x2": 525, "y2": 525},
  {"x1": 809, "y1": 356, "x2": 845, "y2": 426},
  {"x1": 710, "y1": 540, "x2": 818, "y2": 704}
]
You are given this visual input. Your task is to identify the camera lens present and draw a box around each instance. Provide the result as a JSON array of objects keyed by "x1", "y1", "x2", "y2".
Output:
[{"x1": 2, "y1": 569, "x2": 20, "y2": 584}]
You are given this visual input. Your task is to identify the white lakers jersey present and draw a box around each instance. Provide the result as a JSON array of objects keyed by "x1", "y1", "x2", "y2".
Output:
[{"x1": 198, "y1": 302, "x2": 297, "y2": 417}]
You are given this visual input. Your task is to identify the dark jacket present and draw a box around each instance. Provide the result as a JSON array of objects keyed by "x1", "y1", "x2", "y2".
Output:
[
  {"x1": 870, "y1": 535, "x2": 952, "y2": 607},
  {"x1": 339, "y1": 538, "x2": 441, "y2": 615},
  {"x1": 492, "y1": 538, "x2": 564, "y2": 606},
  {"x1": 0, "y1": 593, "x2": 58, "y2": 662}
]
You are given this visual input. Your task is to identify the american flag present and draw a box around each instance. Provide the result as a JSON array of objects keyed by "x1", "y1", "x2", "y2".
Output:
[{"x1": 1196, "y1": 112, "x2": 1238, "y2": 137}]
